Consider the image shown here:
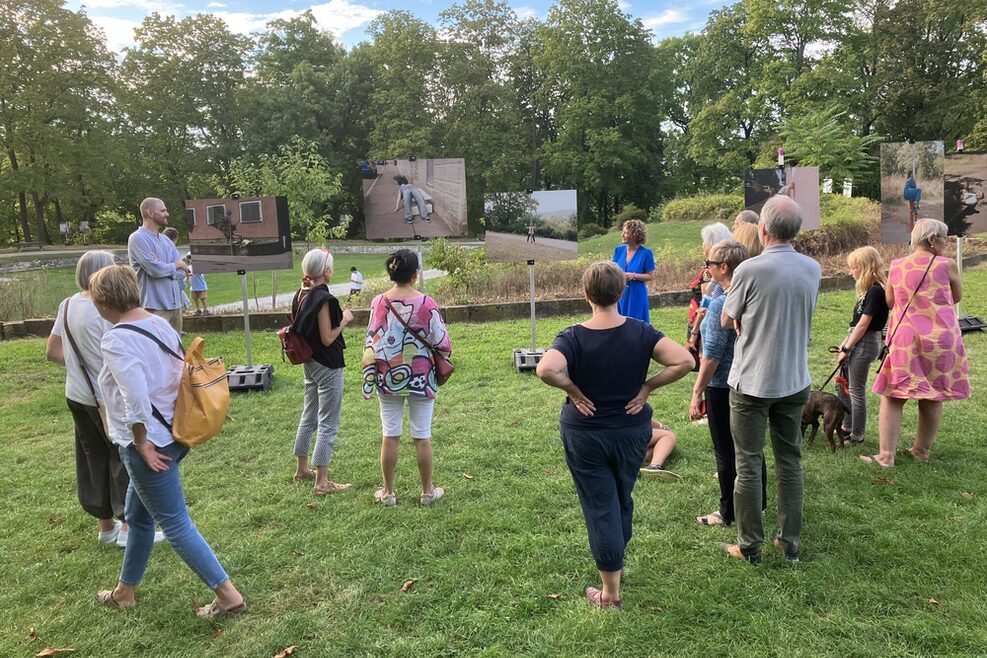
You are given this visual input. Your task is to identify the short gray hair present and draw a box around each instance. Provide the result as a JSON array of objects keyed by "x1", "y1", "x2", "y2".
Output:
[
  {"x1": 734, "y1": 210, "x2": 759, "y2": 225},
  {"x1": 75, "y1": 250, "x2": 116, "y2": 291},
  {"x1": 708, "y1": 239, "x2": 749, "y2": 272},
  {"x1": 911, "y1": 218, "x2": 948, "y2": 249},
  {"x1": 701, "y1": 222, "x2": 733, "y2": 248},
  {"x1": 761, "y1": 195, "x2": 802, "y2": 241},
  {"x1": 139, "y1": 197, "x2": 163, "y2": 219}
]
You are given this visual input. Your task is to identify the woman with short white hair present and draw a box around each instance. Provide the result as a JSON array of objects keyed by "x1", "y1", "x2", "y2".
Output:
[
  {"x1": 46, "y1": 250, "x2": 133, "y2": 546},
  {"x1": 862, "y1": 219, "x2": 969, "y2": 467},
  {"x1": 291, "y1": 248, "x2": 354, "y2": 494}
]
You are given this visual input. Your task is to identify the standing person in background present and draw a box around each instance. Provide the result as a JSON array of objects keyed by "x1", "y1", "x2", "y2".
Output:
[
  {"x1": 863, "y1": 219, "x2": 969, "y2": 467},
  {"x1": 89, "y1": 265, "x2": 244, "y2": 617},
  {"x1": 689, "y1": 240, "x2": 766, "y2": 528},
  {"x1": 720, "y1": 196, "x2": 820, "y2": 564},
  {"x1": 612, "y1": 219, "x2": 655, "y2": 322},
  {"x1": 46, "y1": 251, "x2": 133, "y2": 546},
  {"x1": 187, "y1": 252, "x2": 209, "y2": 316},
  {"x1": 836, "y1": 247, "x2": 889, "y2": 446},
  {"x1": 349, "y1": 266, "x2": 364, "y2": 299},
  {"x1": 128, "y1": 198, "x2": 187, "y2": 334},
  {"x1": 732, "y1": 210, "x2": 759, "y2": 230},
  {"x1": 162, "y1": 228, "x2": 190, "y2": 317},
  {"x1": 291, "y1": 249, "x2": 353, "y2": 495},
  {"x1": 537, "y1": 261, "x2": 693, "y2": 608},
  {"x1": 362, "y1": 249, "x2": 452, "y2": 507},
  {"x1": 732, "y1": 222, "x2": 763, "y2": 258}
]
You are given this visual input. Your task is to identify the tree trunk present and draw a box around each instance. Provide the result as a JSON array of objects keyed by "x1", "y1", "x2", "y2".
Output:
[
  {"x1": 31, "y1": 191, "x2": 50, "y2": 244},
  {"x1": 7, "y1": 149, "x2": 32, "y2": 242}
]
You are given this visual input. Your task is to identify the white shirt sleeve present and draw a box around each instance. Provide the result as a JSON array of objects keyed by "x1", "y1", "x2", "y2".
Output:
[{"x1": 101, "y1": 333, "x2": 154, "y2": 430}]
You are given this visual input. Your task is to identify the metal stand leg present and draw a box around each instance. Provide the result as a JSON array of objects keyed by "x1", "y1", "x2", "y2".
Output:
[
  {"x1": 513, "y1": 259, "x2": 545, "y2": 371},
  {"x1": 240, "y1": 270, "x2": 252, "y2": 367}
]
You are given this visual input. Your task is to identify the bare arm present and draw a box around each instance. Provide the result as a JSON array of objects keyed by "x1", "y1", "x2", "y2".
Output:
[
  {"x1": 947, "y1": 258, "x2": 963, "y2": 303},
  {"x1": 536, "y1": 349, "x2": 596, "y2": 417},
  {"x1": 689, "y1": 356, "x2": 720, "y2": 419},
  {"x1": 317, "y1": 304, "x2": 353, "y2": 347},
  {"x1": 46, "y1": 333, "x2": 65, "y2": 366}
]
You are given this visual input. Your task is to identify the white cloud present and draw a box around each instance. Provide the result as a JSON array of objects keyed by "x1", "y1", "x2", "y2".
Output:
[
  {"x1": 641, "y1": 8, "x2": 688, "y2": 30},
  {"x1": 206, "y1": 1, "x2": 226, "y2": 7},
  {"x1": 88, "y1": 15, "x2": 141, "y2": 54},
  {"x1": 514, "y1": 6, "x2": 539, "y2": 21},
  {"x1": 83, "y1": 0, "x2": 183, "y2": 11},
  {"x1": 211, "y1": 0, "x2": 381, "y2": 37}
]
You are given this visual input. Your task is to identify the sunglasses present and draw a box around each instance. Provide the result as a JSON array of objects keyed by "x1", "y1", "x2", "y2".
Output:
[{"x1": 704, "y1": 260, "x2": 724, "y2": 268}]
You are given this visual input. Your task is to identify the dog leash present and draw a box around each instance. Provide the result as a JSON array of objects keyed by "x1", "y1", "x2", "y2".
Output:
[{"x1": 818, "y1": 346, "x2": 843, "y2": 391}]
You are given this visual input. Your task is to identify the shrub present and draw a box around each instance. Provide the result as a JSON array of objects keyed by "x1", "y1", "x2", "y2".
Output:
[
  {"x1": 578, "y1": 222, "x2": 608, "y2": 239},
  {"x1": 792, "y1": 196, "x2": 877, "y2": 257},
  {"x1": 90, "y1": 210, "x2": 137, "y2": 244},
  {"x1": 661, "y1": 194, "x2": 744, "y2": 223},
  {"x1": 612, "y1": 204, "x2": 648, "y2": 227},
  {"x1": 648, "y1": 205, "x2": 663, "y2": 223}
]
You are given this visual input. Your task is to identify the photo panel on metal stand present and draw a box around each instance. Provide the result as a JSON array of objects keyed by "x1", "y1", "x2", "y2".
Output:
[
  {"x1": 879, "y1": 141, "x2": 944, "y2": 244},
  {"x1": 185, "y1": 196, "x2": 291, "y2": 391},
  {"x1": 361, "y1": 158, "x2": 468, "y2": 240},
  {"x1": 944, "y1": 150, "x2": 987, "y2": 333},
  {"x1": 483, "y1": 190, "x2": 578, "y2": 371}
]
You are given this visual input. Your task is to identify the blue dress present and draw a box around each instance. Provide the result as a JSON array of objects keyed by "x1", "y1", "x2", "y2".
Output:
[{"x1": 612, "y1": 244, "x2": 655, "y2": 322}]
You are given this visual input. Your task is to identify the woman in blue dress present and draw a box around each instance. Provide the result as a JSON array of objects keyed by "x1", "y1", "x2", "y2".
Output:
[{"x1": 612, "y1": 219, "x2": 655, "y2": 322}]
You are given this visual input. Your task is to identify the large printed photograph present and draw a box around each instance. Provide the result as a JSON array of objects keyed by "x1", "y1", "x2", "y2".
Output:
[
  {"x1": 185, "y1": 196, "x2": 292, "y2": 274},
  {"x1": 944, "y1": 152, "x2": 987, "y2": 237},
  {"x1": 361, "y1": 158, "x2": 468, "y2": 239},
  {"x1": 880, "y1": 141, "x2": 944, "y2": 244},
  {"x1": 483, "y1": 190, "x2": 578, "y2": 263}
]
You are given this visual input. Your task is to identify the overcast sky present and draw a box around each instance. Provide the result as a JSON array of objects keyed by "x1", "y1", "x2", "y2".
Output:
[{"x1": 69, "y1": 0, "x2": 730, "y2": 55}]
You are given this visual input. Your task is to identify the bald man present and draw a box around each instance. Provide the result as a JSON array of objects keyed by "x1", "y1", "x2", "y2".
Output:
[{"x1": 127, "y1": 198, "x2": 188, "y2": 333}]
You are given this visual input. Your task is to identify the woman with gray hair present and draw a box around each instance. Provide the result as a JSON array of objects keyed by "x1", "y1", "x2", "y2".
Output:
[
  {"x1": 45, "y1": 250, "x2": 132, "y2": 545},
  {"x1": 687, "y1": 222, "x2": 734, "y2": 367},
  {"x1": 863, "y1": 219, "x2": 969, "y2": 467}
]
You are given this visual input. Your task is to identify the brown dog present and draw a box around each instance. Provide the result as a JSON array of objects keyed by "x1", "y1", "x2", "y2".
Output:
[{"x1": 801, "y1": 391, "x2": 847, "y2": 453}]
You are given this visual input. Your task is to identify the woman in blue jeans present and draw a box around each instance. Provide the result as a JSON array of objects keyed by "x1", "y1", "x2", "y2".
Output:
[
  {"x1": 537, "y1": 262, "x2": 693, "y2": 609},
  {"x1": 89, "y1": 265, "x2": 245, "y2": 617}
]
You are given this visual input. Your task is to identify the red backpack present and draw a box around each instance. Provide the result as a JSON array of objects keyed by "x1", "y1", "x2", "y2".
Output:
[{"x1": 278, "y1": 290, "x2": 313, "y2": 365}]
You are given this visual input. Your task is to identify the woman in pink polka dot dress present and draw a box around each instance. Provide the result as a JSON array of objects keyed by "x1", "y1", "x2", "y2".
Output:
[{"x1": 862, "y1": 219, "x2": 969, "y2": 468}]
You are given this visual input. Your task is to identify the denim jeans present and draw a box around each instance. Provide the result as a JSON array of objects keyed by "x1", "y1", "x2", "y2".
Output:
[
  {"x1": 118, "y1": 442, "x2": 229, "y2": 589},
  {"x1": 730, "y1": 386, "x2": 809, "y2": 557},
  {"x1": 561, "y1": 423, "x2": 651, "y2": 572},
  {"x1": 835, "y1": 330, "x2": 881, "y2": 438},
  {"x1": 402, "y1": 187, "x2": 429, "y2": 221}
]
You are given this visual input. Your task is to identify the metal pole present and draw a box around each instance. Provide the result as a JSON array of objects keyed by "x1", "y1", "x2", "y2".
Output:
[
  {"x1": 528, "y1": 260, "x2": 537, "y2": 351},
  {"x1": 239, "y1": 269, "x2": 253, "y2": 367},
  {"x1": 956, "y1": 236, "x2": 964, "y2": 316},
  {"x1": 417, "y1": 238, "x2": 426, "y2": 294}
]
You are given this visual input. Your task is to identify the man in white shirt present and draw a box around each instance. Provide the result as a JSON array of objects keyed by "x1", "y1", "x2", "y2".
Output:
[{"x1": 349, "y1": 266, "x2": 364, "y2": 298}]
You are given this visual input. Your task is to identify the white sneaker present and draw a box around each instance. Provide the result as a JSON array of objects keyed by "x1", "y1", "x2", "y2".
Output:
[
  {"x1": 420, "y1": 486, "x2": 444, "y2": 506},
  {"x1": 98, "y1": 520, "x2": 122, "y2": 545},
  {"x1": 116, "y1": 529, "x2": 166, "y2": 548}
]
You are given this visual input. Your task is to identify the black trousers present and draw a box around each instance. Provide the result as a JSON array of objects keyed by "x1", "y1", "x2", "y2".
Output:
[
  {"x1": 706, "y1": 386, "x2": 766, "y2": 523},
  {"x1": 561, "y1": 423, "x2": 651, "y2": 572},
  {"x1": 66, "y1": 398, "x2": 128, "y2": 520}
]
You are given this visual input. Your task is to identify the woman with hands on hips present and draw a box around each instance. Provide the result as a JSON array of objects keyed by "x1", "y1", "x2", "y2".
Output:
[
  {"x1": 89, "y1": 265, "x2": 245, "y2": 618},
  {"x1": 537, "y1": 262, "x2": 693, "y2": 609}
]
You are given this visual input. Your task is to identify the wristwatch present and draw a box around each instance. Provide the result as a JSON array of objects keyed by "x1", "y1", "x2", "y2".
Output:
[{"x1": 840, "y1": 346, "x2": 850, "y2": 354}]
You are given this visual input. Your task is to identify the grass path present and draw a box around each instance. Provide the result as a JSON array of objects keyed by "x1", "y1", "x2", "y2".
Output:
[{"x1": 1, "y1": 270, "x2": 985, "y2": 656}]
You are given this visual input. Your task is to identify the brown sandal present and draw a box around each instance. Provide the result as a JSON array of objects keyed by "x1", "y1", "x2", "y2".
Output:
[
  {"x1": 314, "y1": 481, "x2": 352, "y2": 496},
  {"x1": 196, "y1": 600, "x2": 247, "y2": 618},
  {"x1": 96, "y1": 589, "x2": 135, "y2": 610}
]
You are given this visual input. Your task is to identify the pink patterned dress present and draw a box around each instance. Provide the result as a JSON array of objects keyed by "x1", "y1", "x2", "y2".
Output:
[
  {"x1": 361, "y1": 293, "x2": 452, "y2": 400},
  {"x1": 873, "y1": 253, "x2": 970, "y2": 401}
]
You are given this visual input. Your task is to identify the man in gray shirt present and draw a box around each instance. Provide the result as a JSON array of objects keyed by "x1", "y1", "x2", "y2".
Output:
[
  {"x1": 128, "y1": 198, "x2": 188, "y2": 334},
  {"x1": 720, "y1": 195, "x2": 821, "y2": 564}
]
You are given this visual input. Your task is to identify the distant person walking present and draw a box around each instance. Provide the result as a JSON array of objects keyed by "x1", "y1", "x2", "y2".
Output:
[
  {"x1": 45, "y1": 250, "x2": 131, "y2": 546},
  {"x1": 720, "y1": 196, "x2": 821, "y2": 564},
  {"x1": 128, "y1": 198, "x2": 188, "y2": 334},
  {"x1": 187, "y1": 253, "x2": 209, "y2": 316},
  {"x1": 349, "y1": 266, "x2": 364, "y2": 298},
  {"x1": 526, "y1": 223, "x2": 536, "y2": 243},
  {"x1": 612, "y1": 219, "x2": 654, "y2": 323},
  {"x1": 393, "y1": 175, "x2": 430, "y2": 224},
  {"x1": 291, "y1": 249, "x2": 353, "y2": 495},
  {"x1": 362, "y1": 249, "x2": 452, "y2": 507}
]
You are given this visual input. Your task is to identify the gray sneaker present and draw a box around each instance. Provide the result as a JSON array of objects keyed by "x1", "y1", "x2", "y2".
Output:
[{"x1": 420, "y1": 486, "x2": 444, "y2": 506}]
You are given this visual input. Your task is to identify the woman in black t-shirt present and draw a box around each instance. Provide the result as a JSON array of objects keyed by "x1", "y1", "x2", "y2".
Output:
[
  {"x1": 836, "y1": 246, "x2": 889, "y2": 445},
  {"x1": 291, "y1": 249, "x2": 354, "y2": 495},
  {"x1": 537, "y1": 262, "x2": 693, "y2": 609}
]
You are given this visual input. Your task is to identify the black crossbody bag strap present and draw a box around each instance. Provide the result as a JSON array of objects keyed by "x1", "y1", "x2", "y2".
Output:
[
  {"x1": 384, "y1": 297, "x2": 440, "y2": 359},
  {"x1": 112, "y1": 323, "x2": 185, "y2": 432},
  {"x1": 62, "y1": 299, "x2": 101, "y2": 407},
  {"x1": 876, "y1": 255, "x2": 935, "y2": 373}
]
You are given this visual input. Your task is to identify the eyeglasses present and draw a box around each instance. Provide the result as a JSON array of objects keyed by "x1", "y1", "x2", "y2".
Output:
[{"x1": 704, "y1": 260, "x2": 724, "y2": 268}]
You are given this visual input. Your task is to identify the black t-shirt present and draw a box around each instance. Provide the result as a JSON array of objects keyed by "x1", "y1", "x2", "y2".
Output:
[
  {"x1": 850, "y1": 284, "x2": 889, "y2": 332},
  {"x1": 549, "y1": 319, "x2": 664, "y2": 429},
  {"x1": 292, "y1": 285, "x2": 345, "y2": 368}
]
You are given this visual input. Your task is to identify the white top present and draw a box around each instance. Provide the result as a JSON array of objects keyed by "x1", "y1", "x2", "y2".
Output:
[
  {"x1": 350, "y1": 271, "x2": 364, "y2": 290},
  {"x1": 50, "y1": 294, "x2": 113, "y2": 406},
  {"x1": 98, "y1": 315, "x2": 183, "y2": 448}
]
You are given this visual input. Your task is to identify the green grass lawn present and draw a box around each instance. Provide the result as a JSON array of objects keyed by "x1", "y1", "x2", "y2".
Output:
[
  {"x1": 2, "y1": 268, "x2": 986, "y2": 656},
  {"x1": 578, "y1": 220, "x2": 706, "y2": 261}
]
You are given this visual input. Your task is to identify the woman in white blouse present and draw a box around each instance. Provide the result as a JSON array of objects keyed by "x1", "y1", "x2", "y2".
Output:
[{"x1": 89, "y1": 265, "x2": 245, "y2": 618}]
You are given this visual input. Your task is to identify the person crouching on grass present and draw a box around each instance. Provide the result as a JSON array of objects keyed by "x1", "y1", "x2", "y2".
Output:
[
  {"x1": 89, "y1": 265, "x2": 245, "y2": 617},
  {"x1": 291, "y1": 248, "x2": 353, "y2": 495},
  {"x1": 537, "y1": 261, "x2": 693, "y2": 609}
]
